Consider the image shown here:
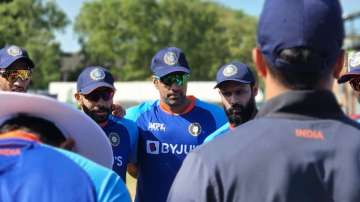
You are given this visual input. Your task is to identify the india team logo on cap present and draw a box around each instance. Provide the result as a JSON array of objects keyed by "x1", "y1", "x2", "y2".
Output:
[
  {"x1": 223, "y1": 64, "x2": 238, "y2": 77},
  {"x1": 109, "y1": 132, "x2": 120, "y2": 147},
  {"x1": 90, "y1": 68, "x2": 106, "y2": 81},
  {"x1": 349, "y1": 52, "x2": 360, "y2": 69},
  {"x1": 163, "y1": 51, "x2": 178, "y2": 66},
  {"x1": 7, "y1": 46, "x2": 22, "y2": 57},
  {"x1": 188, "y1": 122, "x2": 202, "y2": 137}
]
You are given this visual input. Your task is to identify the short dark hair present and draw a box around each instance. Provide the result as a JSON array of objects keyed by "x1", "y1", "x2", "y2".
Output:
[
  {"x1": 0, "y1": 114, "x2": 66, "y2": 146},
  {"x1": 266, "y1": 47, "x2": 333, "y2": 90}
]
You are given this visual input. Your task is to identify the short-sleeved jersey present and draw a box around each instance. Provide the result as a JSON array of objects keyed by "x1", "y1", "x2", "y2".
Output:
[
  {"x1": 203, "y1": 122, "x2": 230, "y2": 143},
  {"x1": 56, "y1": 148, "x2": 131, "y2": 202},
  {"x1": 0, "y1": 131, "x2": 96, "y2": 202},
  {"x1": 168, "y1": 90, "x2": 360, "y2": 202},
  {"x1": 101, "y1": 115, "x2": 138, "y2": 181},
  {"x1": 126, "y1": 96, "x2": 227, "y2": 202}
]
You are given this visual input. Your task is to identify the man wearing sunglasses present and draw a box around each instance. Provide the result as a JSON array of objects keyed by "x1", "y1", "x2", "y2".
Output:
[
  {"x1": 338, "y1": 51, "x2": 360, "y2": 121},
  {"x1": 125, "y1": 47, "x2": 227, "y2": 202},
  {"x1": 204, "y1": 61, "x2": 258, "y2": 143},
  {"x1": 75, "y1": 66, "x2": 138, "y2": 181},
  {"x1": 0, "y1": 45, "x2": 34, "y2": 92}
]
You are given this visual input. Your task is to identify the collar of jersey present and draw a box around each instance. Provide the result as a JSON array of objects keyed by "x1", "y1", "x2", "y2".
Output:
[
  {"x1": 160, "y1": 95, "x2": 196, "y2": 115},
  {"x1": 256, "y1": 90, "x2": 344, "y2": 119},
  {"x1": 0, "y1": 130, "x2": 40, "y2": 142}
]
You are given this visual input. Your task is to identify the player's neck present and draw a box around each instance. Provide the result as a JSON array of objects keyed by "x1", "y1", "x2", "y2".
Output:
[{"x1": 160, "y1": 96, "x2": 195, "y2": 115}]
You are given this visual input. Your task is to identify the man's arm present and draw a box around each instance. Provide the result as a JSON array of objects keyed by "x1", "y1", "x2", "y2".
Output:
[{"x1": 167, "y1": 151, "x2": 220, "y2": 202}]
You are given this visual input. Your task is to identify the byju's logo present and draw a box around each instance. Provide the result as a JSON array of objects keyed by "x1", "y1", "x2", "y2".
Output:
[
  {"x1": 146, "y1": 140, "x2": 196, "y2": 155},
  {"x1": 146, "y1": 140, "x2": 160, "y2": 154}
]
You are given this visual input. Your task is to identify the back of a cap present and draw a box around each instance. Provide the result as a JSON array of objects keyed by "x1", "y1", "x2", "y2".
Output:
[{"x1": 258, "y1": 0, "x2": 344, "y2": 71}]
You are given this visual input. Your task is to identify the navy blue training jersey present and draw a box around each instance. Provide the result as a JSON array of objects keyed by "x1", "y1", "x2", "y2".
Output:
[
  {"x1": 0, "y1": 131, "x2": 96, "y2": 202},
  {"x1": 102, "y1": 115, "x2": 138, "y2": 180},
  {"x1": 126, "y1": 96, "x2": 227, "y2": 202},
  {"x1": 168, "y1": 90, "x2": 360, "y2": 202}
]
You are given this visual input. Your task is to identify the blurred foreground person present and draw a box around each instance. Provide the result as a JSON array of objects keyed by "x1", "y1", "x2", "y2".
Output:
[{"x1": 0, "y1": 92, "x2": 131, "y2": 202}]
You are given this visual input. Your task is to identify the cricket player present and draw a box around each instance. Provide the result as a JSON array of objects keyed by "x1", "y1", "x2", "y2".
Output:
[
  {"x1": 75, "y1": 66, "x2": 138, "y2": 181},
  {"x1": 0, "y1": 45, "x2": 33, "y2": 92},
  {"x1": 0, "y1": 92, "x2": 131, "y2": 202},
  {"x1": 204, "y1": 61, "x2": 258, "y2": 143},
  {"x1": 125, "y1": 47, "x2": 227, "y2": 202}
]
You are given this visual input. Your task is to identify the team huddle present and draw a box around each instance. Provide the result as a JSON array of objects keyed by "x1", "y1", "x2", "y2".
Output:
[{"x1": 1, "y1": 0, "x2": 360, "y2": 202}]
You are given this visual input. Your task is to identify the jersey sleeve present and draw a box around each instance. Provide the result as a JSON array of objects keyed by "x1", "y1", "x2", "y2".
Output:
[
  {"x1": 203, "y1": 122, "x2": 230, "y2": 144},
  {"x1": 55, "y1": 148, "x2": 131, "y2": 202},
  {"x1": 125, "y1": 100, "x2": 157, "y2": 122},
  {"x1": 167, "y1": 151, "x2": 221, "y2": 202},
  {"x1": 122, "y1": 118, "x2": 139, "y2": 164}
]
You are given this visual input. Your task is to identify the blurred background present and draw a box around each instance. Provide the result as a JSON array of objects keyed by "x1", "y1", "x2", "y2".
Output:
[{"x1": 1, "y1": 0, "x2": 359, "y2": 112}]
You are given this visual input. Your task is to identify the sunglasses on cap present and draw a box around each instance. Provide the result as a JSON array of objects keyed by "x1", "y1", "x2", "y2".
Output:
[
  {"x1": 84, "y1": 89, "x2": 115, "y2": 102},
  {"x1": 0, "y1": 69, "x2": 32, "y2": 83},
  {"x1": 350, "y1": 78, "x2": 360, "y2": 91},
  {"x1": 155, "y1": 74, "x2": 190, "y2": 86}
]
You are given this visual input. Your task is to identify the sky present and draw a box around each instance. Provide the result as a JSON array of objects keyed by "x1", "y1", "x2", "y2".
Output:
[{"x1": 55, "y1": 0, "x2": 360, "y2": 53}]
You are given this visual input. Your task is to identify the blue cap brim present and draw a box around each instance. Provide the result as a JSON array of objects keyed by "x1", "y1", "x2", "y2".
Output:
[
  {"x1": 79, "y1": 82, "x2": 115, "y2": 94},
  {"x1": 154, "y1": 66, "x2": 190, "y2": 77},
  {"x1": 214, "y1": 79, "x2": 252, "y2": 89},
  {"x1": 338, "y1": 67, "x2": 360, "y2": 83},
  {"x1": 1, "y1": 56, "x2": 34, "y2": 69}
]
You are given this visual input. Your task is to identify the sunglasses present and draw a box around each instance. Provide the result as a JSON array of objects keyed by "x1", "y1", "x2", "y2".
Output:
[
  {"x1": 155, "y1": 74, "x2": 189, "y2": 86},
  {"x1": 84, "y1": 90, "x2": 114, "y2": 102},
  {"x1": 0, "y1": 69, "x2": 32, "y2": 83},
  {"x1": 350, "y1": 78, "x2": 360, "y2": 91}
]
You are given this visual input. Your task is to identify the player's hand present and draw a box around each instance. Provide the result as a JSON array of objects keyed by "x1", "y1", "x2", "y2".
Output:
[{"x1": 112, "y1": 103, "x2": 126, "y2": 118}]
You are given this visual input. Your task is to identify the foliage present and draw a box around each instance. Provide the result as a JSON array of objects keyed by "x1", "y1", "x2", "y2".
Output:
[
  {"x1": 75, "y1": 0, "x2": 257, "y2": 81},
  {"x1": 0, "y1": 0, "x2": 68, "y2": 88}
]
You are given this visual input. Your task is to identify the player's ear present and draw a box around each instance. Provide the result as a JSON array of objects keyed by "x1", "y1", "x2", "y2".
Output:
[
  {"x1": 333, "y1": 49, "x2": 345, "y2": 79},
  {"x1": 253, "y1": 47, "x2": 268, "y2": 78},
  {"x1": 252, "y1": 84, "x2": 259, "y2": 97},
  {"x1": 153, "y1": 76, "x2": 160, "y2": 90},
  {"x1": 74, "y1": 92, "x2": 81, "y2": 101}
]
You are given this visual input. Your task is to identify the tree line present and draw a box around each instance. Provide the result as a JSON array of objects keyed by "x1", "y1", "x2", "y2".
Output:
[{"x1": 0, "y1": 0, "x2": 257, "y2": 89}]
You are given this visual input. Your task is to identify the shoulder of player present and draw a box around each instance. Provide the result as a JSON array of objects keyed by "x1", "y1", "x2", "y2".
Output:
[
  {"x1": 204, "y1": 123, "x2": 230, "y2": 143},
  {"x1": 54, "y1": 148, "x2": 131, "y2": 201},
  {"x1": 108, "y1": 115, "x2": 138, "y2": 135},
  {"x1": 125, "y1": 100, "x2": 159, "y2": 121}
]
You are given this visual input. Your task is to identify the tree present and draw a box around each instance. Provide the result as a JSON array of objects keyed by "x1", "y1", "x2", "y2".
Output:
[
  {"x1": 75, "y1": 0, "x2": 257, "y2": 81},
  {"x1": 0, "y1": 0, "x2": 68, "y2": 89}
]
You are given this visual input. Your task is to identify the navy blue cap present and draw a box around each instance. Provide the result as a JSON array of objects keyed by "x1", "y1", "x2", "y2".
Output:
[
  {"x1": 0, "y1": 45, "x2": 34, "y2": 69},
  {"x1": 77, "y1": 66, "x2": 115, "y2": 94},
  {"x1": 215, "y1": 62, "x2": 255, "y2": 88},
  {"x1": 150, "y1": 47, "x2": 190, "y2": 77},
  {"x1": 338, "y1": 51, "x2": 360, "y2": 83},
  {"x1": 258, "y1": 0, "x2": 344, "y2": 72}
]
